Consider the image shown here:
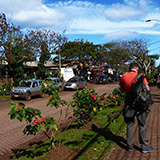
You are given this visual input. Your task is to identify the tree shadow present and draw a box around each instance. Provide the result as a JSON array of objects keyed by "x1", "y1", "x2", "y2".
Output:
[
  {"x1": 72, "y1": 123, "x2": 141, "y2": 160},
  {"x1": 91, "y1": 124, "x2": 141, "y2": 152},
  {"x1": 9, "y1": 140, "x2": 50, "y2": 159}
]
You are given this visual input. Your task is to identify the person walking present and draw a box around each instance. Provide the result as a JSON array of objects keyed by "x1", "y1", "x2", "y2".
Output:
[
  {"x1": 153, "y1": 73, "x2": 158, "y2": 85},
  {"x1": 119, "y1": 62, "x2": 153, "y2": 153}
]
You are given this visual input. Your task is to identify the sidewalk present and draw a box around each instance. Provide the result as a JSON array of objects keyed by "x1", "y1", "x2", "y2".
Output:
[{"x1": 104, "y1": 84, "x2": 160, "y2": 160}]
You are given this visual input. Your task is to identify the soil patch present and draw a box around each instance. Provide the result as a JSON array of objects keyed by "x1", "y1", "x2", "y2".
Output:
[{"x1": 38, "y1": 145, "x2": 80, "y2": 160}]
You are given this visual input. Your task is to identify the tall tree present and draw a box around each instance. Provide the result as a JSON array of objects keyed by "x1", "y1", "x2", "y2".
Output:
[
  {"x1": 0, "y1": 13, "x2": 34, "y2": 85},
  {"x1": 120, "y1": 39, "x2": 159, "y2": 74},
  {"x1": 60, "y1": 38, "x2": 97, "y2": 78},
  {"x1": 60, "y1": 39, "x2": 96, "y2": 62},
  {"x1": 102, "y1": 42, "x2": 129, "y2": 69},
  {"x1": 26, "y1": 29, "x2": 67, "y2": 79}
]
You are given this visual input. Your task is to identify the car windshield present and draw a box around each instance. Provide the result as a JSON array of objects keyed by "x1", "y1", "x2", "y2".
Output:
[
  {"x1": 19, "y1": 81, "x2": 31, "y2": 87},
  {"x1": 45, "y1": 78, "x2": 51, "y2": 81},
  {"x1": 99, "y1": 76, "x2": 105, "y2": 78},
  {"x1": 68, "y1": 78, "x2": 78, "y2": 82}
]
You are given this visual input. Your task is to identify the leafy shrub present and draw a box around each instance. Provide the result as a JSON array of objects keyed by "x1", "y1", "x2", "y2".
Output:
[
  {"x1": 112, "y1": 87, "x2": 125, "y2": 103},
  {"x1": 104, "y1": 88, "x2": 125, "y2": 108},
  {"x1": 0, "y1": 82, "x2": 12, "y2": 96},
  {"x1": 8, "y1": 81, "x2": 69, "y2": 149},
  {"x1": 71, "y1": 89, "x2": 106, "y2": 125}
]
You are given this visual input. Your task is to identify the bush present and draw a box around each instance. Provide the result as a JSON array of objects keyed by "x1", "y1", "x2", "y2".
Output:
[
  {"x1": 0, "y1": 82, "x2": 12, "y2": 96},
  {"x1": 104, "y1": 88, "x2": 125, "y2": 108},
  {"x1": 71, "y1": 89, "x2": 106, "y2": 125}
]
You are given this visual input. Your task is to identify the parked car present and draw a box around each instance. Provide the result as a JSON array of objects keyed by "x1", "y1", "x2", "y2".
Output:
[
  {"x1": 64, "y1": 76, "x2": 87, "y2": 90},
  {"x1": 11, "y1": 79, "x2": 45, "y2": 101},
  {"x1": 96, "y1": 75, "x2": 109, "y2": 84},
  {"x1": 110, "y1": 74, "x2": 119, "y2": 82},
  {"x1": 44, "y1": 77, "x2": 63, "y2": 91}
]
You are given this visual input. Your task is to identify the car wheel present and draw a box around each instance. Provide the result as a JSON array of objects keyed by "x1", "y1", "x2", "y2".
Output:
[
  {"x1": 25, "y1": 93, "x2": 31, "y2": 101},
  {"x1": 11, "y1": 96, "x2": 15, "y2": 100},
  {"x1": 76, "y1": 85, "x2": 79, "y2": 91},
  {"x1": 40, "y1": 91, "x2": 45, "y2": 98}
]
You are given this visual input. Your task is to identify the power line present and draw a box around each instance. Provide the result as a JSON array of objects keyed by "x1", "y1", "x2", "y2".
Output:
[
  {"x1": 149, "y1": 46, "x2": 160, "y2": 52},
  {"x1": 149, "y1": 40, "x2": 160, "y2": 46}
]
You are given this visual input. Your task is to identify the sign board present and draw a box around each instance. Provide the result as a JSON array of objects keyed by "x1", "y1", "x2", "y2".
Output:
[{"x1": 61, "y1": 68, "x2": 75, "y2": 81}]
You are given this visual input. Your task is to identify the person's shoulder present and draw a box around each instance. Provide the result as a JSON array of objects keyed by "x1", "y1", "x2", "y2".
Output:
[
  {"x1": 122, "y1": 72, "x2": 129, "y2": 76},
  {"x1": 122, "y1": 72, "x2": 135, "y2": 77}
]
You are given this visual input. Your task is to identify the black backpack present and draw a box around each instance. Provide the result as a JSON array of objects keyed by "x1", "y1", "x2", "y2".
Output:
[{"x1": 132, "y1": 73, "x2": 154, "y2": 111}]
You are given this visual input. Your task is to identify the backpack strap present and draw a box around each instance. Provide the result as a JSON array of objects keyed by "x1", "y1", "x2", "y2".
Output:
[{"x1": 132, "y1": 73, "x2": 141, "y2": 86}]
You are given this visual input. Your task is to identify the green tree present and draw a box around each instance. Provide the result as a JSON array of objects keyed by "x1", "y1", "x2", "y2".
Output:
[
  {"x1": 120, "y1": 39, "x2": 159, "y2": 74},
  {"x1": 60, "y1": 38, "x2": 97, "y2": 78},
  {"x1": 102, "y1": 42, "x2": 129, "y2": 69},
  {"x1": 0, "y1": 13, "x2": 34, "y2": 85},
  {"x1": 36, "y1": 41, "x2": 50, "y2": 79},
  {"x1": 26, "y1": 29, "x2": 67, "y2": 79}
]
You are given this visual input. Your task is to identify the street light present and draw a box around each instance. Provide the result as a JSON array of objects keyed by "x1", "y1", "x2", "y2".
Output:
[{"x1": 146, "y1": 19, "x2": 160, "y2": 22}]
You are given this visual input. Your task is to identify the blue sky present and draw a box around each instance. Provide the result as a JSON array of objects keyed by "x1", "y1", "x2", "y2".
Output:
[{"x1": 0, "y1": 0, "x2": 160, "y2": 66}]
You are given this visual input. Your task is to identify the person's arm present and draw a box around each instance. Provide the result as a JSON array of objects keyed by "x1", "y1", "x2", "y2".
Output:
[
  {"x1": 141, "y1": 74, "x2": 150, "y2": 91},
  {"x1": 146, "y1": 84, "x2": 150, "y2": 92}
]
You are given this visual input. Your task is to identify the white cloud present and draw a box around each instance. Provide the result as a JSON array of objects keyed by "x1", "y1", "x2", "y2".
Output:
[
  {"x1": 0, "y1": 0, "x2": 160, "y2": 41},
  {"x1": 146, "y1": 12, "x2": 160, "y2": 22},
  {"x1": 103, "y1": 31, "x2": 139, "y2": 40},
  {"x1": 104, "y1": 0, "x2": 153, "y2": 22},
  {"x1": 104, "y1": 4, "x2": 143, "y2": 21},
  {"x1": 0, "y1": 0, "x2": 70, "y2": 31}
]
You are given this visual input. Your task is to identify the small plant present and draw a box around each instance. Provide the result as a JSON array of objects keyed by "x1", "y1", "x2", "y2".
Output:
[
  {"x1": 71, "y1": 88, "x2": 106, "y2": 125},
  {"x1": 41, "y1": 80, "x2": 67, "y2": 108},
  {"x1": 104, "y1": 88, "x2": 125, "y2": 108},
  {"x1": 8, "y1": 80, "x2": 71, "y2": 149},
  {"x1": 8, "y1": 101, "x2": 59, "y2": 149},
  {"x1": 0, "y1": 82, "x2": 12, "y2": 96}
]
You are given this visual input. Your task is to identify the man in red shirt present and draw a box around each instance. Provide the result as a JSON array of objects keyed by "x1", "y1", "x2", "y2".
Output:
[{"x1": 119, "y1": 62, "x2": 153, "y2": 153}]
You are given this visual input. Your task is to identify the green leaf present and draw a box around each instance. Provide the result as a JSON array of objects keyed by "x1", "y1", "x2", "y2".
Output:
[
  {"x1": 47, "y1": 100, "x2": 50, "y2": 106},
  {"x1": 10, "y1": 105, "x2": 15, "y2": 109},
  {"x1": 18, "y1": 102, "x2": 25, "y2": 107},
  {"x1": 16, "y1": 114, "x2": 23, "y2": 122},
  {"x1": 10, "y1": 113, "x2": 16, "y2": 119},
  {"x1": 8, "y1": 109, "x2": 16, "y2": 116},
  {"x1": 37, "y1": 125, "x2": 43, "y2": 131},
  {"x1": 10, "y1": 101, "x2": 16, "y2": 105},
  {"x1": 53, "y1": 124, "x2": 58, "y2": 131},
  {"x1": 93, "y1": 107, "x2": 97, "y2": 112}
]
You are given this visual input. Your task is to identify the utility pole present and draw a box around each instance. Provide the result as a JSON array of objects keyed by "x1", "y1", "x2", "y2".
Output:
[{"x1": 58, "y1": 46, "x2": 62, "y2": 78}]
